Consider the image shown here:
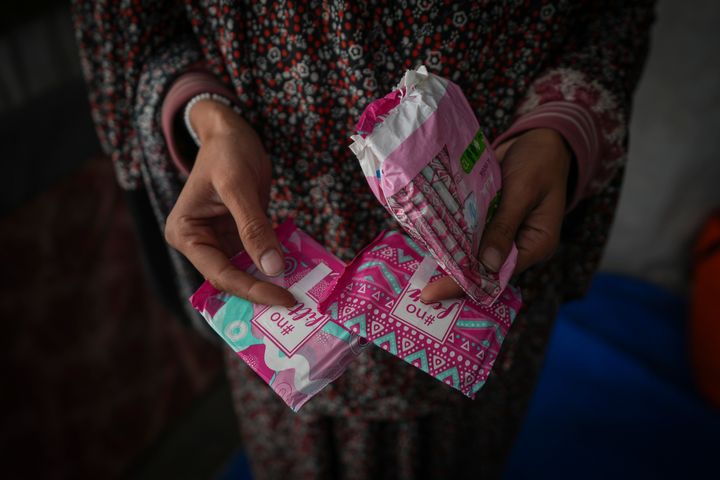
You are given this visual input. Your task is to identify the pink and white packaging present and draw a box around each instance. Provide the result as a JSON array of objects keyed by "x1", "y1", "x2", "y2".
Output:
[
  {"x1": 350, "y1": 66, "x2": 517, "y2": 305},
  {"x1": 318, "y1": 229, "x2": 522, "y2": 399},
  {"x1": 190, "y1": 221, "x2": 365, "y2": 411}
]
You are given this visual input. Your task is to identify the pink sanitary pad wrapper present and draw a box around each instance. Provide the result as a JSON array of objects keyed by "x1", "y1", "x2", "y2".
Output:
[
  {"x1": 350, "y1": 66, "x2": 517, "y2": 305},
  {"x1": 318, "y1": 230, "x2": 522, "y2": 398},
  {"x1": 190, "y1": 221, "x2": 365, "y2": 412}
]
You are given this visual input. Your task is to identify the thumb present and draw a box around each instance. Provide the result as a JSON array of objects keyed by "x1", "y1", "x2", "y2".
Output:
[{"x1": 217, "y1": 182, "x2": 285, "y2": 277}]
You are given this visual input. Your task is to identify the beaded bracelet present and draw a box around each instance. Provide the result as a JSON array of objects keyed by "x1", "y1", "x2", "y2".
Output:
[{"x1": 183, "y1": 92, "x2": 242, "y2": 147}]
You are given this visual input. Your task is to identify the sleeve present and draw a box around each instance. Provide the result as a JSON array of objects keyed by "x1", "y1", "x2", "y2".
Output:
[
  {"x1": 493, "y1": 1, "x2": 656, "y2": 209},
  {"x1": 71, "y1": 1, "x2": 222, "y2": 333},
  {"x1": 70, "y1": 0, "x2": 202, "y2": 190}
]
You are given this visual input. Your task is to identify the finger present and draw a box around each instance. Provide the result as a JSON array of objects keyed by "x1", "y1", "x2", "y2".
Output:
[
  {"x1": 166, "y1": 189, "x2": 294, "y2": 306},
  {"x1": 180, "y1": 235, "x2": 295, "y2": 307},
  {"x1": 420, "y1": 276, "x2": 464, "y2": 303},
  {"x1": 216, "y1": 178, "x2": 285, "y2": 277},
  {"x1": 513, "y1": 192, "x2": 565, "y2": 274},
  {"x1": 478, "y1": 192, "x2": 531, "y2": 273}
]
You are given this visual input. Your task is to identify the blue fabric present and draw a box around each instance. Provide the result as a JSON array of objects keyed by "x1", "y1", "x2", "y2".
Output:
[
  {"x1": 216, "y1": 449, "x2": 253, "y2": 480},
  {"x1": 503, "y1": 273, "x2": 720, "y2": 479}
]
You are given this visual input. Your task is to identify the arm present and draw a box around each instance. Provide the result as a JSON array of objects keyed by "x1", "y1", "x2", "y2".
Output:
[
  {"x1": 495, "y1": 1, "x2": 656, "y2": 208},
  {"x1": 423, "y1": 1, "x2": 656, "y2": 300},
  {"x1": 73, "y1": 1, "x2": 294, "y2": 306}
]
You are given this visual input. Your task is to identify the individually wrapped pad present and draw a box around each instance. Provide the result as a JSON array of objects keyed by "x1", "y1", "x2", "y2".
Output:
[
  {"x1": 318, "y1": 230, "x2": 522, "y2": 398},
  {"x1": 350, "y1": 66, "x2": 517, "y2": 305},
  {"x1": 190, "y1": 221, "x2": 365, "y2": 412}
]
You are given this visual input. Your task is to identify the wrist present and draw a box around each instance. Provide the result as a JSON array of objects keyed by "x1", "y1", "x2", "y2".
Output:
[
  {"x1": 537, "y1": 127, "x2": 576, "y2": 205},
  {"x1": 188, "y1": 97, "x2": 242, "y2": 144},
  {"x1": 536, "y1": 128, "x2": 572, "y2": 168}
]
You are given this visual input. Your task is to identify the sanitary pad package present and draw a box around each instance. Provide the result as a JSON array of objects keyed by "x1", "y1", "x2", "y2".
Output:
[
  {"x1": 190, "y1": 221, "x2": 365, "y2": 411},
  {"x1": 350, "y1": 66, "x2": 517, "y2": 305},
  {"x1": 318, "y1": 230, "x2": 522, "y2": 398}
]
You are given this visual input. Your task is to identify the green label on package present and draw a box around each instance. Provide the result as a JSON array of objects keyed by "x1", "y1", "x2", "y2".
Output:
[{"x1": 459, "y1": 130, "x2": 486, "y2": 174}]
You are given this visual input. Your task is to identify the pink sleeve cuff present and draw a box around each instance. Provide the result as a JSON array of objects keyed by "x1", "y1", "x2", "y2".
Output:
[
  {"x1": 491, "y1": 101, "x2": 603, "y2": 210},
  {"x1": 161, "y1": 71, "x2": 240, "y2": 176}
]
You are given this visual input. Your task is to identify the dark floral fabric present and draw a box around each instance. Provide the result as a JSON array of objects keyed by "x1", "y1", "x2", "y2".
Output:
[{"x1": 72, "y1": 1, "x2": 654, "y2": 478}]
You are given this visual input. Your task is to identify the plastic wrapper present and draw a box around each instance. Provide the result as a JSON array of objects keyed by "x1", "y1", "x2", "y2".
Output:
[
  {"x1": 190, "y1": 221, "x2": 365, "y2": 411},
  {"x1": 319, "y1": 230, "x2": 522, "y2": 398},
  {"x1": 350, "y1": 66, "x2": 517, "y2": 305}
]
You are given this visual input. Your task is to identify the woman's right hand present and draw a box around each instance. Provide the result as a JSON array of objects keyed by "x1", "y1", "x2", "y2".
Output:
[{"x1": 164, "y1": 99, "x2": 296, "y2": 307}]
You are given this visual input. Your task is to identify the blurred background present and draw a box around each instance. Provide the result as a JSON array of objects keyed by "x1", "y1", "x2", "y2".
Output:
[{"x1": 1, "y1": 1, "x2": 719, "y2": 479}]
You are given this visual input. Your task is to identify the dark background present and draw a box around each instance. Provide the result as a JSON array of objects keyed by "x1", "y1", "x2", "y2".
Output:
[{"x1": 0, "y1": 2, "x2": 241, "y2": 479}]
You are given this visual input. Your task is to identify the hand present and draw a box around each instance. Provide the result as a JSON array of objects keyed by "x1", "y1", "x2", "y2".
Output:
[
  {"x1": 421, "y1": 128, "x2": 572, "y2": 302},
  {"x1": 165, "y1": 100, "x2": 295, "y2": 307}
]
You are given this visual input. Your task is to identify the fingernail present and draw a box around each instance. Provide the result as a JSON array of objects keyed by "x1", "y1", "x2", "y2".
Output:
[
  {"x1": 481, "y1": 247, "x2": 502, "y2": 272},
  {"x1": 260, "y1": 249, "x2": 284, "y2": 276},
  {"x1": 283, "y1": 294, "x2": 298, "y2": 308}
]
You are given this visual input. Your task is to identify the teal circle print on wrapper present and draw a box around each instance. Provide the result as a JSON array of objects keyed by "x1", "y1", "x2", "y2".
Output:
[{"x1": 211, "y1": 296, "x2": 262, "y2": 352}]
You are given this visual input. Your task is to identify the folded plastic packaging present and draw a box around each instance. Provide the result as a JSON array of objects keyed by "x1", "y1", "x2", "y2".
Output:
[
  {"x1": 350, "y1": 66, "x2": 517, "y2": 305},
  {"x1": 319, "y1": 229, "x2": 522, "y2": 399},
  {"x1": 190, "y1": 221, "x2": 365, "y2": 411}
]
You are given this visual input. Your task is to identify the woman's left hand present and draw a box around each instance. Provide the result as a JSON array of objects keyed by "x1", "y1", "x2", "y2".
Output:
[{"x1": 421, "y1": 128, "x2": 573, "y2": 302}]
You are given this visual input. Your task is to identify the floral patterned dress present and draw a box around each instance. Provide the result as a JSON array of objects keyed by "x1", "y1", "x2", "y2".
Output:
[{"x1": 72, "y1": 1, "x2": 655, "y2": 478}]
